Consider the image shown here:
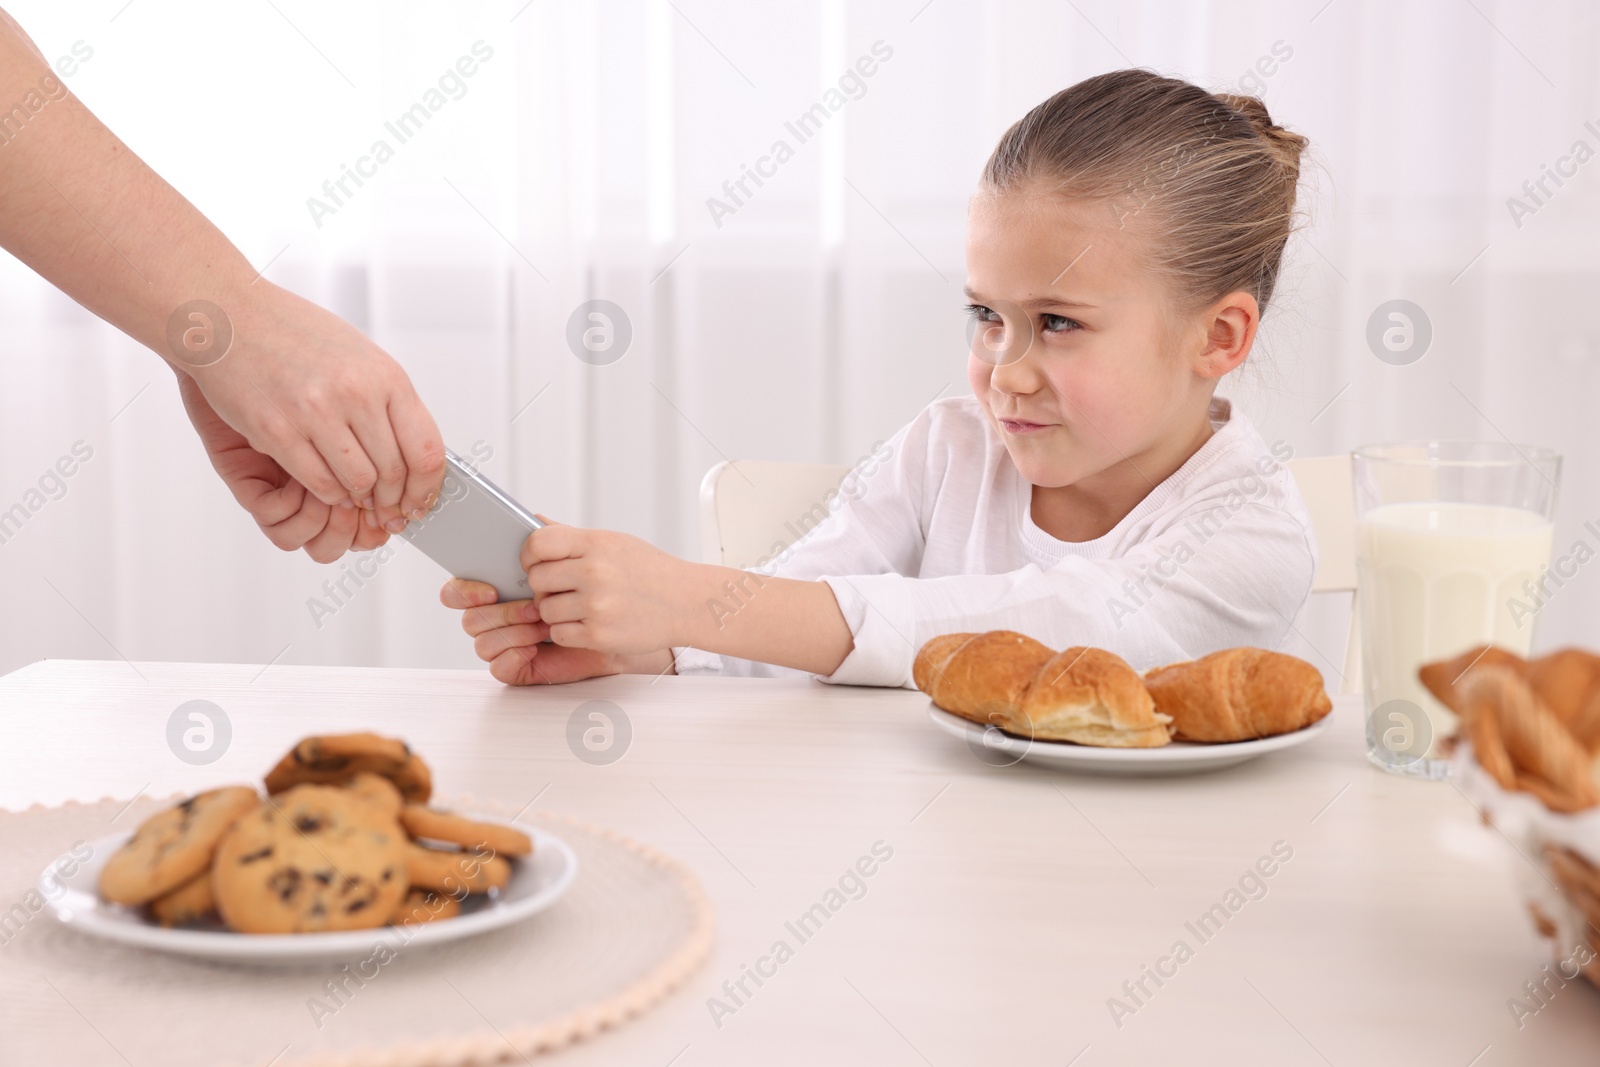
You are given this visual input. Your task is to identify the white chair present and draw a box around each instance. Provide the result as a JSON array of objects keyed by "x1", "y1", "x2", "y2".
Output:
[
  {"x1": 1285, "y1": 455, "x2": 1360, "y2": 693},
  {"x1": 698, "y1": 460, "x2": 852, "y2": 571},
  {"x1": 699, "y1": 455, "x2": 1359, "y2": 689}
]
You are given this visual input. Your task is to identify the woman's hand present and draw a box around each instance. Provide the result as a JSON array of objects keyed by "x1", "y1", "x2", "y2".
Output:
[
  {"x1": 183, "y1": 281, "x2": 446, "y2": 535},
  {"x1": 440, "y1": 578, "x2": 674, "y2": 685},
  {"x1": 176, "y1": 369, "x2": 389, "y2": 561},
  {"x1": 0, "y1": 13, "x2": 446, "y2": 553}
]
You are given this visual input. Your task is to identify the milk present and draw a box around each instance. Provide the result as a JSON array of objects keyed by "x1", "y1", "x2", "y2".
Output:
[{"x1": 1357, "y1": 502, "x2": 1554, "y2": 761}]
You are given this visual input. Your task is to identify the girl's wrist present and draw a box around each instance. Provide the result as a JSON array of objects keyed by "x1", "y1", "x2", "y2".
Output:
[
  {"x1": 616, "y1": 648, "x2": 676, "y2": 676},
  {"x1": 672, "y1": 561, "x2": 749, "y2": 651}
]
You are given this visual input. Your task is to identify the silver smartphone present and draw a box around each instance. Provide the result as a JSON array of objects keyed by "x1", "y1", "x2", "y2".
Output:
[{"x1": 397, "y1": 449, "x2": 545, "y2": 603}]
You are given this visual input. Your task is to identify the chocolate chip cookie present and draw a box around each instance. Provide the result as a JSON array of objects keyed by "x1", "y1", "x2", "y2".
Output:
[
  {"x1": 263, "y1": 733, "x2": 432, "y2": 803},
  {"x1": 346, "y1": 771, "x2": 403, "y2": 817},
  {"x1": 148, "y1": 866, "x2": 217, "y2": 927},
  {"x1": 98, "y1": 786, "x2": 260, "y2": 906},
  {"x1": 212, "y1": 784, "x2": 409, "y2": 933},
  {"x1": 399, "y1": 805, "x2": 532, "y2": 856},
  {"x1": 391, "y1": 887, "x2": 461, "y2": 926},
  {"x1": 405, "y1": 842, "x2": 511, "y2": 895}
]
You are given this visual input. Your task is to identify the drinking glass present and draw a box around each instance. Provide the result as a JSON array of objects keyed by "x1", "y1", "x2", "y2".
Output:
[{"x1": 1353, "y1": 441, "x2": 1561, "y2": 778}]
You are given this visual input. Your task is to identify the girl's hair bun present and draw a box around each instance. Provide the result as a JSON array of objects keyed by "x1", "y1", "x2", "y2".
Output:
[{"x1": 1214, "y1": 93, "x2": 1309, "y2": 184}]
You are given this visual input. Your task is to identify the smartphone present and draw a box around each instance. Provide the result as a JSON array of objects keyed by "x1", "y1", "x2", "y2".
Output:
[{"x1": 397, "y1": 449, "x2": 545, "y2": 603}]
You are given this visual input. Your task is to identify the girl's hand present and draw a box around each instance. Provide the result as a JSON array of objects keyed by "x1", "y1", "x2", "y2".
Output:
[
  {"x1": 440, "y1": 579, "x2": 670, "y2": 685},
  {"x1": 520, "y1": 522, "x2": 703, "y2": 654}
]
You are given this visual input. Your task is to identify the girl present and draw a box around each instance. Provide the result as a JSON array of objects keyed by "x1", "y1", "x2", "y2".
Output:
[{"x1": 442, "y1": 69, "x2": 1318, "y2": 688}]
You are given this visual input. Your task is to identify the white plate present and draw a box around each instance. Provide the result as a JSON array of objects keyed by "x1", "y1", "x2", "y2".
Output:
[
  {"x1": 927, "y1": 703, "x2": 1334, "y2": 774},
  {"x1": 39, "y1": 824, "x2": 578, "y2": 964}
]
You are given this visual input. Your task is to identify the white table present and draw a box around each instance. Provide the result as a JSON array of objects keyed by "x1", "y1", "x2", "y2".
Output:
[{"x1": 2, "y1": 659, "x2": 1597, "y2": 1065}]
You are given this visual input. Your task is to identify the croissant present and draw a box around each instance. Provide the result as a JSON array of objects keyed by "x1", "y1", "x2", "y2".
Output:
[
  {"x1": 913, "y1": 632, "x2": 1171, "y2": 747},
  {"x1": 1142, "y1": 648, "x2": 1332, "y2": 742},
  {"x1": 1455, "y1": 665, "x2": 1599, "y2": 813},
  {"x1": 1523, "y1": 648, "x2": 1600, "y2": 753},
  {"x1": 1417, "y1": 644, "x2": 1527, "y2": 716},
  {"x1": 912, "y1": 631, "x2": 1054, "y2": 722}
]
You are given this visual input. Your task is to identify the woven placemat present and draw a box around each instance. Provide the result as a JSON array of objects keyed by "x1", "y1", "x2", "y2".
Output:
[{"x1": 0, "y1": 796, "x2": 714, "y2": 1067}]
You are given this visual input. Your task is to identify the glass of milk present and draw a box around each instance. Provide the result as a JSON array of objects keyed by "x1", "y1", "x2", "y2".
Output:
[{"x1": 1354, "y1": 442, "x2": 1560, "y2": 778}]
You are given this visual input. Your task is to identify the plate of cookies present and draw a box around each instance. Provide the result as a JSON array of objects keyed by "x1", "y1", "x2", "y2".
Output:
[
  {"x1": 38, "y1": 733, "x2": 577, "y2": 963},
  {"x1": 914, "y1": 632, "x2": 1335, "y2": 773}
]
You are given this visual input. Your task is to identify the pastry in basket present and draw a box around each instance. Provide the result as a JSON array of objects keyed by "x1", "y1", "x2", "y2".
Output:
[
  {"x1": 913, "y1": 632, "x2": 1172, "y2": 747},
  {"x1": 1417, "y1": 644, "x2": 1527, "y2": 716},
  {"x1": 1523, "y1": 649, "x2": 1600, "y2": 753},
  {"x1": 1440, "y1": 650, "x2": 1600, "y2": 994},
  {"x1": 264, "y1": 732, "x2": 433, "y2": 803},
  {"x1": 97, "y1": 785, "x2": 260, "y2": 906},
  {"x1": 1143, "y1": 648, "x2": 1333, "y2": 742},
  {"x1": 1453, "y1": 665, "x2": 1599, "y2": 814}
]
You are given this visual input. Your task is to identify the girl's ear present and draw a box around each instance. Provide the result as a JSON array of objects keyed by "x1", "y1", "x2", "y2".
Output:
[{"x1": 1193, "y1": 291, "x2": 1260, "y2": 380}]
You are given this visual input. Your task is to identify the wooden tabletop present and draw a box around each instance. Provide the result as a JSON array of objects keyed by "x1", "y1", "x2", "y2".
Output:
[{"x1": 2, "y1": 658, "x2": 1596, "y2": 1065}]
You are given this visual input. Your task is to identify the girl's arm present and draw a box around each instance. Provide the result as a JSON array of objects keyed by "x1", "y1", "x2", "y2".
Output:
[
  {"x1": 520, "y1": 526, "x2": 857, "y2": 676},
  {"x1": 445, "y1": 412, "x2": 930, "y2": 686},
  {"x1": 440, "y1": 553, "x2": 853, "y2": 685}
]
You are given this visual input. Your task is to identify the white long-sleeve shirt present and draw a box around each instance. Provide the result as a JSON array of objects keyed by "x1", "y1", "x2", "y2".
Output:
[{"x1": 671, "y1": 395, "x2": 1318, "y2": 688}]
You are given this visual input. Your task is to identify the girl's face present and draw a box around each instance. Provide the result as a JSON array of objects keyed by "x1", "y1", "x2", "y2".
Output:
[{"x1": 963, "y1": 186, "x2": 1246, "y2": 494}]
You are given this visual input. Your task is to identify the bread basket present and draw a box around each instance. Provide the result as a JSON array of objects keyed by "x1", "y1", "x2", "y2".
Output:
[{"x1": 1438, "y1": 649, "x2": 1600, "y2": 988}]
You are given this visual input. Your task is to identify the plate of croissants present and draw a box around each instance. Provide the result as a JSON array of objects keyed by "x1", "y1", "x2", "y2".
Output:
[{"x1": 913, "y1": 631, "x2": 1335, "y2": 773}]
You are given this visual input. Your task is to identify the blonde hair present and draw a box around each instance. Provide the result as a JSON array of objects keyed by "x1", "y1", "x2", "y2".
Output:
[{"x1": 981, "y1": 69, "x2": 1308, "y2": 314}]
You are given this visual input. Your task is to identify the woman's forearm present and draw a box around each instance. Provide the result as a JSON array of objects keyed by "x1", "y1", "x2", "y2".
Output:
[{"x1": 0, "y1": 13, "x2": 257, "y2": 366}]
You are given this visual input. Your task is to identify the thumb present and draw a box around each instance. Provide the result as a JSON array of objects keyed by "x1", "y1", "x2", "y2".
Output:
[{"x1": 534, "y1": 513, "x2": 561, "y2": 525}]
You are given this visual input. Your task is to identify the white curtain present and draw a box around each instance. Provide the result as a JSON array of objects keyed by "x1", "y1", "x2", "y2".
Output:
[{"x1": 2, "y1": 0, "x2": 1596, "y2": 678}]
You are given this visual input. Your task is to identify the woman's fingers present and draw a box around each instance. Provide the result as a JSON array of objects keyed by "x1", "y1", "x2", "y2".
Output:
[
  {"x1": 350, "y1": 509, "x2": 391, "y2": 552},
  {"x1": 307, "y1": 423, "x2": 378, "y2": 509},
  {"x1": 260, "y1": 494, "x2": 332, "y2": 552},
  {"x1": 263, "y1": 429, "x2": 351, "y2": 507},
  {"x1": 243, "y1": 476, "x2": 308, "y2": 529},
  {"x1": 302, "y1": 500, "x2": 360, "y2": 563},
  {"x1": 388, "y1": 388, "x2": 447, "y2": 522},
  {"x1": 350, "y1": 408, "x2": 409, "y2": 528}
]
